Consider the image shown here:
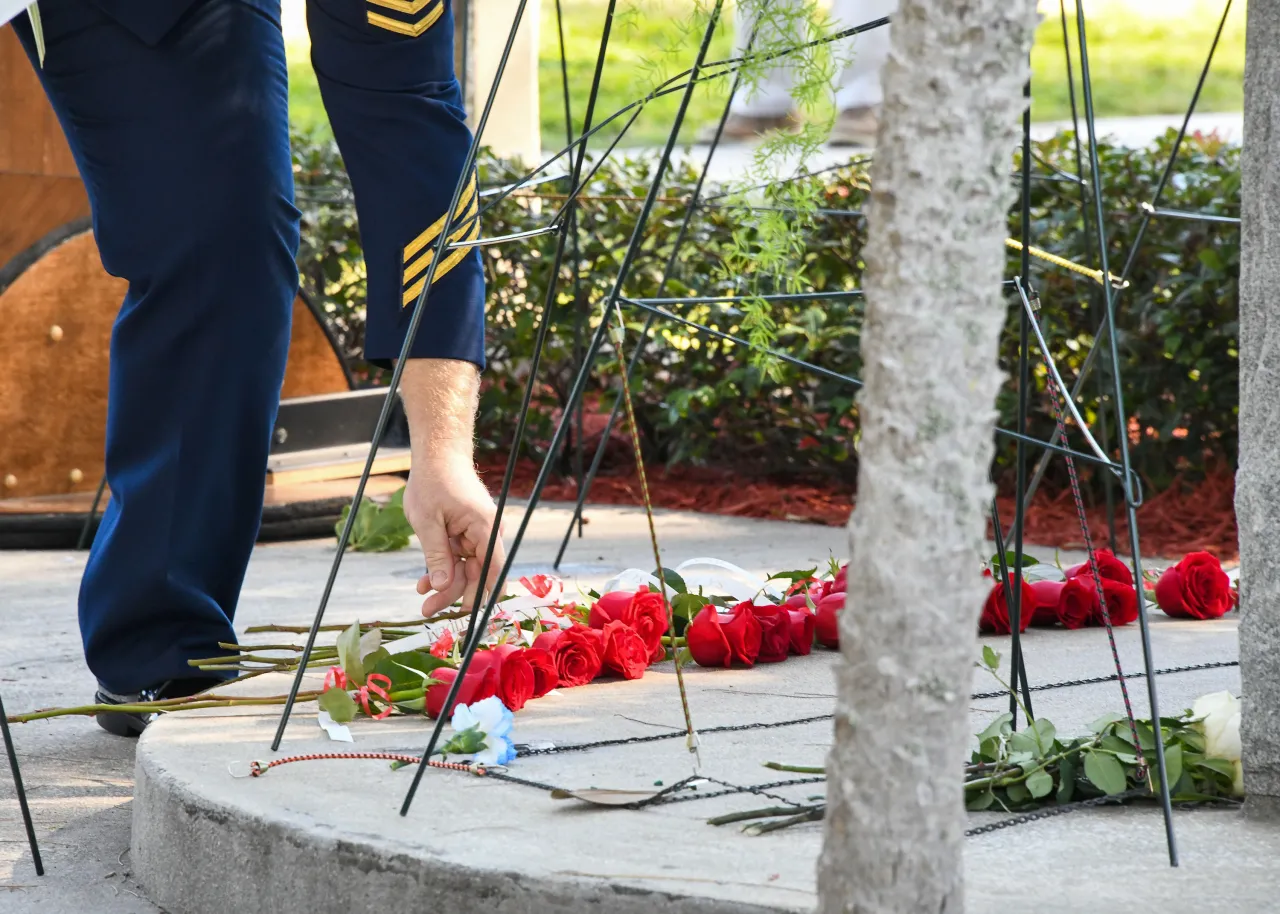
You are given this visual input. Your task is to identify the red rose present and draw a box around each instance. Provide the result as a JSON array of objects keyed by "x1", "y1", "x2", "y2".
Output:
[
  {"x1": 722, "y1": 603, "x2": 763, "y2": 666},
  {"x1": 747, "y1": 603, "x2": 792, "y2": 663},
  {"x1": 1028, "y1": 580, "x2": 1065, "y2": 626},
  {"x1": 1065, "y1": 549, "x2": 1134, "y2": 586},
  {"x1": 425, "y1": 665, "x2": 498, "y2": 719},
  {"x1": 588, "y1": 590, "x2": 636, "y2": 628},
  {"x1": 1096, "y1": 579, "x2": 1139, "y2": 627},
  {"x1": 815, "y1": 592, "x2": 843, "y2": 648},
  {"x1": 786, "y1": 607, "x2": 815, "y2": 655},
  {"x1": 600, "y1": 620, "x2": 649, "y2": 680},
  {"x1": 524, "y1": 647, "x2": 558, "y2": 698},
  {"x1": 784, "y1": 584, "x2": 823, "y2": 611},
  {"x1": 546, "y1": 624, "x2": 604, "y2": 687},
  {"x1": 1056, "y1": 577, "x2": 1098, "y2": 630},
  {"x1": 628, "y1": 587, "x2": 669, "y2": 663},
  {"x1": 980, "y1": 579, "x2": 1035, "y2": 634},
  {"x1": 532, "y1": 628, "x2": 563, "y2": 653},
  {"x1": 687, "y1": 607, "x2": 732, "y2": 668},
  {"x1": 465, "y1": 644, "x2": 534, "y2": 712},
  {"x1": 1155, "y1": 552, "x2": 1232, "y2": 620}
]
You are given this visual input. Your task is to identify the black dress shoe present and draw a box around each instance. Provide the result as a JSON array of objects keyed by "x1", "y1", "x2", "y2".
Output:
[{"x1": 94, "y1": 677, "x2": 223, "y2": 738}]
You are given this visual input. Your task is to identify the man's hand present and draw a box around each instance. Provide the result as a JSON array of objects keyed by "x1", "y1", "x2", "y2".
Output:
[
  {"x1": 397, "y1": 359, "x2": 506, "y2": 617},
  {"x1": 403, "y1": 458, "x2": 506, "y2": 617}
]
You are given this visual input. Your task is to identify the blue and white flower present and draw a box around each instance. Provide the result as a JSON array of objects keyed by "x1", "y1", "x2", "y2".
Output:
[{"x1": 449, "y1": 696, "x2": 517, "y2": 766}]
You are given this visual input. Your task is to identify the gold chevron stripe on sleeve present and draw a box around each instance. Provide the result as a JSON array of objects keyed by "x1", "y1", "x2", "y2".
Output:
[
  {"x1": 402, "y1": 219, "x2": 482, "y2": 308},
  {"x1": 367, "y1": 0, "x2": 433, "y2": 13},
  {"x1": 367, "y1": 3, "x2": 443, "y2": 36},
  {"x1": 403, "y1": 196, "x2": 479, "y2": 286},
  {"x1": 403, "y1": 176, "x2": 478, "y2": 264}
]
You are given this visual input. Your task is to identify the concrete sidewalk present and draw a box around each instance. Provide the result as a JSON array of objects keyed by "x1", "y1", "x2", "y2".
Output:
[{"x1": 0, "y1": 503, "x2": 1254, "y2": 913}]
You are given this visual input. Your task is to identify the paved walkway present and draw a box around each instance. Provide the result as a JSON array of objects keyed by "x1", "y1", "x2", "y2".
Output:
[{"x1": 0, "y1": 503, "x2": 1255, "y2": 913}]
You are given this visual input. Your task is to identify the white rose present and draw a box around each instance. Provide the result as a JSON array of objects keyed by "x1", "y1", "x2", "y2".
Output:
[{"x1": 1191, "y1": 690, "x2": 1243, "y2": 796}]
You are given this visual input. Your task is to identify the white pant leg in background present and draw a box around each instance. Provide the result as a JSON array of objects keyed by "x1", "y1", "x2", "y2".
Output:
[
  {"x1": 729, "y1": 0, "x2": 806, "y2": 117},
  {"x1": 730, "y1": 0, "x2": 897, "y2": 116},
  {"x1": 831, "y1": 0, "x2": 896, "y2": 111}
]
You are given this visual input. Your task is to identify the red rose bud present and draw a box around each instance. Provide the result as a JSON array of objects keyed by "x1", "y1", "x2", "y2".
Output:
[
  {"x1": 1028, "y1": 580, "x2": 1065, "y2": 626},
  {"x1": 532, "y1": 628, "x2": 564, "y2": 653},
  {"x1": 1056, "y1": 577, "x2": 1098, "y2": 630},
  {"x1": 524, "y1": 647, "x2": 559, "y2": 698},
  {"x1": 786, "y1": 607, "x2": 816, "y2": 655},
  {"x1": 815, "y1": 593, "x2": 843, "y2": 648},
  {"x1": 1065, "y1": 549, "x2": 1134, "y2": 586},
  {"x1": 628, "y1": 587, "x2": 670, "y2": 663},
  {"x1": 1096, "y1": 578, "x2": 1139, "y2": 627},
  {"x1": 979, "y1": 579, "x2": 1035, "y2": 634},
  {"x1": 1155, "y1": 552, "x2": 1232, "y2": 620},
  {"x1": 550, "y1": 624, "x2": 604, "y2": 687},
  {"x1": 600, "y1": 620, "x2": 650, "y2": 680},
  {"x1": 746, "y1": 603, "x2": 792, "y2": 663},
  {"x1": 497, "y1": 649, "x2": 535, "y2": 712},
  {"x1": 425, "y1": 665, "x2": 498, "y2": 719},
  {"x1": 687, "y1": 607, "x2": 732, "y2": 668},
  {"x1": 784, "y1": 584, "x2": 822, "y2": 610},
  {"x1": 722, "y1": 603, "x2": 763, "y2": 666},
  {"x1": 588, "y1": 590, "x2": 636, "y2": 628}
]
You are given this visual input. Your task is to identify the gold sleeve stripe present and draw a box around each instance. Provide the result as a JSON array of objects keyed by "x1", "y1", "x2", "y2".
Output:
[
  {"x1": 402, "y1": 195, "x2": 479, "y2": 285},
  {"x1": 403, "y1": 175, "x2": 478, "y2": 263},
  {"x1": 402, "y1": 220, "x2": 482, "y2": 308},
  {"x1": 367, "y1": 0, "x2": 434, "y2": 13},
  {"x1": 366, "y1": 3, "x2": 443, "y2": 37}
]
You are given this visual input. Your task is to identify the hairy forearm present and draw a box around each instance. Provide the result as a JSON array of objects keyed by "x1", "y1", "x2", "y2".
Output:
[{"x1": 399, "y1": 359, "x2": 480, "y2": 469}]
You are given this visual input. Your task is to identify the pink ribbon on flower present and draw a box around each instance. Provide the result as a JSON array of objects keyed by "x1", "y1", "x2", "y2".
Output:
[{"x1": 322, "y1": 667, "x2": 394, "y2": 721}]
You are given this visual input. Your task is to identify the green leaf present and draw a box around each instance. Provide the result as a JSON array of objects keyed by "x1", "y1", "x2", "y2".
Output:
[
  {"x1": 1006, "y1": 782, "x2": 1032, "y2": 805},
  {"x1": 1057, "y1": 756, "x2": 1077, "y2": 803},
  {"x1": 767, "y1": 567, "x2": 819, "y2": 586},
  {"x1": 1009, "y1": 730, "x2": 1041, "y2": 757},
  {"x1": 653, "y1": 568, "x2": 688, "y2": 594},
  {"x1": 394, "y1": 697, "x2": 426, "y2": 713},
  {"x1": 318, "y1": 687, "x2": 358, "y2": 724},
  {"x1": 1031, "y1": 718, "x2": 1057, "y2": 748},
  {"x1": 674, "y1": 647, "x2": 693, "y2": 668},
  {"x1": 977, "y1": 713, "x2": 1013, "y2": 745},
  {"x1": 358, "y1": 627, "x2": 383, "y2": 661},
  {"x1": 979, "y1": 737, "x2": 1002, "y2": 763},
  {"x1": 336, "y1": 620, "x2": 365, "y2": 686},
  {"x1": 989, "y1": 551, "x2": 1040, "y2": 571},
  {"x1": 1089, "y1": 712, "x2": 1125, "y2": 734},
  {"x1": 981, "y1": 646, "x2": 1000, "y2": 671},
  {"x1": 966, "y1": 789, "x2": 996, "y2": 811},
  {"x1": 1159, "y1": 743, "x2": 1183, "y2": 792},
  {"x1": 1194, "y1": 757, "x2": 1237, "y2": 780},
  {"x1": 1084, "y1": 750, "x2": 1128, "y2": 795},
  {"x1": 1026, "y1": 767, "x2": 1054, "y2": 799},
  {"x1": 374, "y1": 651, "x2": 453, "y2": 692}
]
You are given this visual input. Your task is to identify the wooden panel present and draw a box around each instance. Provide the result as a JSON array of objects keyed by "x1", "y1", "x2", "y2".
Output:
[
  {"x1": 0, "y1": 173, "x2": 89, "y2": 270},
  {"x1": 281, "y1": 295, "x2": 350, "y2": 399},
  {"x1": 0, "y1": 474, "x2": 406, "y2": 515},
  {"x1": 265, "y1": 445, "x2": 412, "y2": 486},
  {"x1": 0, "y1": 231, "x2": 121, "y2": 499},
  {"x1": 0, "y1": 226, "x2": 355, "y2": 498},
  {"x1": 0, "y1": 26, "x2": 79, "y2": 177}
]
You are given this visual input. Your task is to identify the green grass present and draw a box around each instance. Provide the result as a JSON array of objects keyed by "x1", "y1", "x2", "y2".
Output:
[{"x1": 287, "y1": 0, "x2": 1244, "y2": 147}]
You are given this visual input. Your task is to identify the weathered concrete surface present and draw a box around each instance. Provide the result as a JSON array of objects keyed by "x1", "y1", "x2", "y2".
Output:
[
  {"x1": 0, "y1": 501, "x2": 1261, "y2": 913},
  {"x1": 1237, "y1": 0, "x2": 1280, "y2": 808}
]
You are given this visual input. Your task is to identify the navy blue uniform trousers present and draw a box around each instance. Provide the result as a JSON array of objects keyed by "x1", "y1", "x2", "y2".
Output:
[{"x1": 11, "y1": 0, "x2": 485, "y2": 694}]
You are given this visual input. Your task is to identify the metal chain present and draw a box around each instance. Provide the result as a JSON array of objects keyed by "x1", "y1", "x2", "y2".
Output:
[{"x1": 965, "y1": 787, "x2": 1148, "y2": 836}]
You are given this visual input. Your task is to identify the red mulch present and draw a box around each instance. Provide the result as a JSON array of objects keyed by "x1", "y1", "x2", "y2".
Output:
[{"x1": 478, "y1": 458, "x2": 1238, "y2": 561}]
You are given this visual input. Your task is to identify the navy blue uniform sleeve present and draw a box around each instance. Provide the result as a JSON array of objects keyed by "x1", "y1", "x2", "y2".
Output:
[{"x1": 307, "y1": 0, "x2": 486, "y2": 371}]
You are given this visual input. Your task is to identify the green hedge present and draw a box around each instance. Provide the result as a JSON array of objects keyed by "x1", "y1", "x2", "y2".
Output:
[{"x1": 292, "y1": 129, "x2": 1239, "y2": 492}]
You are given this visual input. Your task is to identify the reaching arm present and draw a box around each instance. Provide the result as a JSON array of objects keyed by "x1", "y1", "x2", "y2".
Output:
[{"x1": 399, "y1": 358, "x2": 505, "y2": 617}]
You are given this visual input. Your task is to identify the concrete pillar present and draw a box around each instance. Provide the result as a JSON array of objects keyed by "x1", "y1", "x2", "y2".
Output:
[
  {"x1": 453, "y1": 0, "x2": 542, "y2": 165},
  {"x1": 1238, "y1": 0, "x2": 1280, "y2": 817}
]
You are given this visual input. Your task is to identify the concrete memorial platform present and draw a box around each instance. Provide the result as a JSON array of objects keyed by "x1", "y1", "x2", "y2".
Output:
[{"x1": 1, "y1": 504, "x2": 1271, "y2": 913}]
